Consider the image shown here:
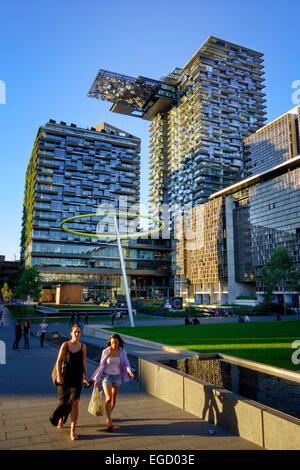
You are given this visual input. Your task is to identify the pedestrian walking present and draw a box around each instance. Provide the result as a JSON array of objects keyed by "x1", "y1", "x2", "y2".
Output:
[
  {"x1": 76, "y1": 312, "x2": 80, "y2": 325},
  {"x1": 91, "y1": 333, "x2": 134, "y2": 431},
  {"x1": 49, "y1": 324, "x2": 89, "y2": 440},
  {"x1": 38, "y1": 318, "x2": 48, "y2": 347},
  {"x1": 23, "y1": 320, "x2": 30, "y2": 349},
  {"x1": 13, "y1": 319, "x2": 22, "y2": 349},
  {"x1": 116, "y1": 311, "x2": 121, "y2": 324},
  {"x1": 69, "y1": 312, "x2": 75, "y2": 327},
  {"x1": 84, "y1": 312, "x2": 89, "y2": 325}
]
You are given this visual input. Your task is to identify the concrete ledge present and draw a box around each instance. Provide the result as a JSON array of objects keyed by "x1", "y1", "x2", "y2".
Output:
[
  {"x1": 84, "y1": 325, "x2": 300, "y2": 382},
  {"x1": 157, "y1": 364, "x2": 184, "y2": 409},
  {"x1": 262, "y1": 409, "x2": 300, "y2": 450},
  {"x1": 214, "y1": 389, "x2": 264, "y2": 447},
  {"x1": 139, "y1": 356, "x2": 300, "y2": 450},
  {"x1": 220, "y1": 353, "x2": 300, "y2": 383},
  {"x1": 184, "y1": 375, "x2": 215, "y2": 420},
  {"x1": 233, "y1": 299, "x2": 258, "y2": 307}
]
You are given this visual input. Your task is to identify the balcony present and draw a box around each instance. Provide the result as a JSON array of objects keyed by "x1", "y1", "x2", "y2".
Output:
[
  {"x1": 39, "y1": 150, "x2": 54, "y2": 158},
  {"x1": 37, "y1": 186, "x2": 58, "y2": 195},
  {"x1": 39, "y1": 158, "x2": 60, "y2": 169},
  {"x1": 64, "y1": 189, "x2": 76, "y2": 196},
  {"x1": 37, "y1": 167, "x2": 53, "y2": 176}
]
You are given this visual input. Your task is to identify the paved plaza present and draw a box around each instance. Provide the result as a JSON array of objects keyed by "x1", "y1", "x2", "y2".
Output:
[{"x1": 0, "y1": 306, "x2": 263, "y2": 450}]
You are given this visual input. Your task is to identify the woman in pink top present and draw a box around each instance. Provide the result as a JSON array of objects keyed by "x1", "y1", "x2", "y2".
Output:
[{"x1": 92, "y1": 334, "x2": 134, "y2": 431}]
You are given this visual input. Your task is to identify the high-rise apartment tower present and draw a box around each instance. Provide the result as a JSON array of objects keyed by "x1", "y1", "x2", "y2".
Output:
[
  {"x1": 88, "y1": 36, "x2": 266, "y2": 209},
  {"x1": 21, "y1": 120, "x2": 173, "y2": 303}
]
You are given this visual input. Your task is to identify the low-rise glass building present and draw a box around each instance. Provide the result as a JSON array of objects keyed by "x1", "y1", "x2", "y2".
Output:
[{"x1": 175, "y1": 155, "x2": 300, "y2": 307}]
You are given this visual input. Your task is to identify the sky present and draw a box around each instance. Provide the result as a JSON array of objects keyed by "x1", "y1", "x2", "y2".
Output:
[{"x1": 0, "y1": 0, "x2": 299, "y2": 260}]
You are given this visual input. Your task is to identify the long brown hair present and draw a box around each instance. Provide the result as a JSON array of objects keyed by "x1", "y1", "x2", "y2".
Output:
[{"x1": 107, "y1": 333, "x2": 125, "y2": 349}]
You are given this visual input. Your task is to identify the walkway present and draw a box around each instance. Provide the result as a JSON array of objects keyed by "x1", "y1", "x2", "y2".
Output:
[{"x1": 0, "y1": 305, "x2": 263, "y2": 450}]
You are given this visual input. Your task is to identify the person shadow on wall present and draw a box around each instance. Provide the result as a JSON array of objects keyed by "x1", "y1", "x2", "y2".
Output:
[
  {"x1": 202, "y1": 386, "x2": 221, "y2": 424},
  {"x1": 202, "y1": 387, "x2": 239, "y2": 435}
]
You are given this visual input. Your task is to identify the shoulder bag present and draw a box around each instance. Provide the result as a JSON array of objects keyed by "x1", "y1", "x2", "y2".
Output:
[{"x1": 51, "y1": 343, "x2": 68, "y2": 386}]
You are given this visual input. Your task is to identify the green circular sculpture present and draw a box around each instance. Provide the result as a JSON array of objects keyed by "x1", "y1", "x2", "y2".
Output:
[{"x1": 60, "y1": 212, "x2": 165, "y2": 239}]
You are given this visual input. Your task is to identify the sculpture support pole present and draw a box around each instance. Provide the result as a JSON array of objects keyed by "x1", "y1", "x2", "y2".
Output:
[{"x1": 114, "y1": 215, "x2": 134, "y2": 327}]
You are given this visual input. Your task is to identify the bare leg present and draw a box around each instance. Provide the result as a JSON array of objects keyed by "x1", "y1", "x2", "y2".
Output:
[
  {"x1": 102, "y1": 383, "x2": 113, "y2": 427},
  {"x1": 111, "y1": 385, "x2": 120, "y2": 411},
  {"x1": 57, "y1": 418, "x2": 64, "y2": 429},
  {"x1": 70, "y1": 399, "x2": 80, "y2": 440}
]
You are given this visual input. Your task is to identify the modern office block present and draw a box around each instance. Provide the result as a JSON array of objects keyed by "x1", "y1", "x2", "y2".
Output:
[
  {"x1": 175, "y1": 198, "x2": 227, "y2": 304},
  {"x1": 175, "y1": 155, "x2": 300, "y2": 306},
  {"x1": 88, "y1": 36, "x2": 266, "y2": 210},
  {"x1": 21, "y1": 120, "x2": 172, "y2": 303},
  {"x1": 244, "y1": 105, "x2": 300, "y2": 176}
]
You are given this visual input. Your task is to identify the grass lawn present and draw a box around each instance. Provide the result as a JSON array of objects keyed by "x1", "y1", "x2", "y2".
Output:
[
  {"x1": 109, "y1": 321, "x2": 300, "y2": 371},
  {"x1": 43, "y1": 304, "x2": 115, "y2": 309}
]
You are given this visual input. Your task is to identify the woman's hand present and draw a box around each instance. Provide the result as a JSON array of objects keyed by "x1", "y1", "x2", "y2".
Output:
[
  {"x1": 128, "y1": 370, "x2": 134, "y2": 379},
  {"x1": 94, "y1": 381, "x2": 99, "y2": 388},
  {"x1": 57, "y1": 375, "x2": 64, "y2": 385}
]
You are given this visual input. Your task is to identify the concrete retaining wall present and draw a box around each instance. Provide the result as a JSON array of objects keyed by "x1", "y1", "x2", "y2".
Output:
[
  {"x1": 139, "y1": 357, "x2": 300, "y2": 450},
  {"x1": 84, "y1": 325, "x2": 300, "y2": 449}
]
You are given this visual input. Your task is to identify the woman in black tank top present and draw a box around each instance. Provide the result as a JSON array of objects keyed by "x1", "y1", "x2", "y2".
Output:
[{"x1": 49, "y1": 325, "x2": 89, "y2": 440}]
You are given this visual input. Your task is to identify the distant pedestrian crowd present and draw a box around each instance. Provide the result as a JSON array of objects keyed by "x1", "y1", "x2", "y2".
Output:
[
  {"x1": 12, "y1": 318, "x2": 49, "y2": 349},
  {"x1": 69, "y1": 312, "x2": 89, "y2": 327}
]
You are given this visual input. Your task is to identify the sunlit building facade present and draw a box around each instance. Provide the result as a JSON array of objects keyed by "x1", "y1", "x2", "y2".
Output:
[
  {"x1": 244, "y1": 105, "x2": 300, "y2": 176},
  {"x1": 21, "y1": 120, "x2": 172, "y2": 303},
  {"x1": 175, "y1": 154, "x2": 300, "y2": 307},
  {"x1": 88, "y1": 36, "x2": 266, "y2": 210}
]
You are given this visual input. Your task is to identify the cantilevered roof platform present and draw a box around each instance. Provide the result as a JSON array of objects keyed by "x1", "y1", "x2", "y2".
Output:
[{"x1": 88, "y1": 69, "x2": 178, "y2": 121}]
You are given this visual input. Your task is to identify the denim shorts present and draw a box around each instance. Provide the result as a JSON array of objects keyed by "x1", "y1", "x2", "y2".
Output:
[{"x1": 102, "y1": 373, "x2": 122, "y2": 386}]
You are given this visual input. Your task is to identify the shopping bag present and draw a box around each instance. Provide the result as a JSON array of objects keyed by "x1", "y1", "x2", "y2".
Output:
[{"x1": 88, "y1": 386, "x2": 104, "y2": 416}]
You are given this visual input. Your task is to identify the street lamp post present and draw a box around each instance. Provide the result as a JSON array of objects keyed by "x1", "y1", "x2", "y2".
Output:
[{"x1": 114, "y1": 215, "x2": 135, "y2": 327}]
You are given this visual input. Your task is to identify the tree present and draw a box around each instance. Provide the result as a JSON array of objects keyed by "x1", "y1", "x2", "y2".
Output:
[
  {"x1": 260, "y1": 247, "x2": 300, "y2": 319},
  {"x1": 7, "y1": 268, "x2": 24, "y2": 295},
  {"x1": 15, "y1": 266, "x2": 42, "y2": 302},
  {"x1": 1, "y1": 283, "x2": 13, "y2": 302}
]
